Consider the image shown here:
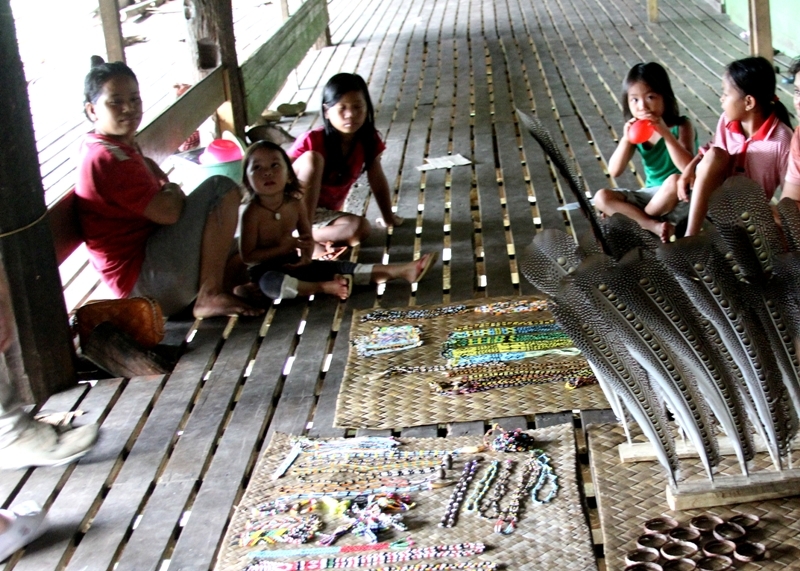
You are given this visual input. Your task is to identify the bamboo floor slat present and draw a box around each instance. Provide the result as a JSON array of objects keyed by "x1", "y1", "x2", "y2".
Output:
[{"x1": 2, "y1": 0, "x2": 789, "y2": 569}]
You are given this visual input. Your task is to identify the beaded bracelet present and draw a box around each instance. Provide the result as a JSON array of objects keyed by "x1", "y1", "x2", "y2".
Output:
[
  {"x1": 352, "y1": 325, "x2": 423, "y2": 357},
  {"x1": 247, "y1": 537, "x2": 413, "y2": 559},
  {"x1": 438, "y1": 459, "x2": 480, "y2": 528},
  {"x1": 245, "y1": 542, "x2": 487, "y2": 571},
  {"x1": 365, "y1": 561, "x2": 497, "y2": 571}
]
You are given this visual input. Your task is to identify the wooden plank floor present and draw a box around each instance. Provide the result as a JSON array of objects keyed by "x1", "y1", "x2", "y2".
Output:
[{"x1": 4, "y1": 0, "x2": 798, "y2": 569}]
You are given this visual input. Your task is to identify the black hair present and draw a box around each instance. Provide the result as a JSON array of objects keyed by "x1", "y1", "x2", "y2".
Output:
[
  {"x1": 242, "y1": 140, "x2": 300, "y2": 201},
  {"x1": 621, "y1": 62, "x2": 683, "y2": 126},
  {"x1": 83, "y1": 56, "x2": 138, "y2": 119},
  {"x1": 320, "y1": 73, "x2": 380, "y2": 180},
  {"x1": 726, "y1": 56, "x2": 792, "y2": 128}
]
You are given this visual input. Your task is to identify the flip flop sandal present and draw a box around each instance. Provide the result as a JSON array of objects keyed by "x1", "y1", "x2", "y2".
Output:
[
  {"x1": 415, "y1": 251, "x2": 439, "y2": 283},
  {"x1": 260, "y1": 109, "x2": 283, "y2": 121},
  {"x1": 318, "y1": 245, "x2": 349, "y2": 261},
  {"x1": 277, "y1": 101, "x2": 306, "y2": 117}
]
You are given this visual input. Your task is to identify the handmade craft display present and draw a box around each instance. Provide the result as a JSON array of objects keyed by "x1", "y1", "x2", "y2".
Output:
[
  {"x1": 519, "y1": 106, "x2": 800, "y2": 510},
  {"x1": 216, "y1": 430, "x2": 596, "y2": 571}
]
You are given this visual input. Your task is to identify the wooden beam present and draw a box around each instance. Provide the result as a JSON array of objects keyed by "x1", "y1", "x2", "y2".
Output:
[
  {"x1": 667, "y1": 468, "x2": 800, "y2": 510},
  {"x1": 748, "y1": 0, "x2": 773, "y2": 63},
  {"x1": 280, "y1": 0, "x2": 289, "y2": 21},
  {"x1": 619, "y1": 434, "x2": 800, "y2": 462},
  {"x1": 136, "y1": 66, "x2": 226, "y2": 165},
  {"x1": 0, "y1": 0, "x2": 76, "y2": 401},
  {"x1": 647, "y1": 0, "x2": 658, "y2": 22},
  {"x1": 98, "y1": 0, "x2": 126, "y2": 63}
]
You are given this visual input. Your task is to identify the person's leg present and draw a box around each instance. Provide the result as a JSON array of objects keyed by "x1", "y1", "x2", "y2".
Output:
[
  {"x1": 311, "y1": 214, "x2": 371, "y2": 251},
  {"x1": 685, "y1": 147, "x2": 733, "y2": 237},
  {"x1": 257, "y1": 271, "x2": 350, "y2": 300},
  {"x1": 292, "y1": 150, "x2": 324, "y2": 221},
  {"x1": 368, "y1": 252, "x2": 438, "y2": 284},
  {"x1": 644, "y1": 174, "x2": 681, "y2": 217},
  {"x1": 594, "y1": 187, "x2": 671, "y2": 239},
  {"x1": 0, "y1": 352, "x2": 30, "y2": 452},
  {"x1": 0, "y1": 500, "x2": 45, "y2": 562},
  {"x1": 194, "y1": 186, "x2": 262, "y2": 318}
]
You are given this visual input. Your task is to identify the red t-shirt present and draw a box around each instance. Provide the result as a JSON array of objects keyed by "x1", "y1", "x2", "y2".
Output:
[
  {"x1": 75, "y1": 133, "x2": 163, "y2": 297},
  {"x1": 288, "y1": 127, "x2": 386, "y2": 211}
]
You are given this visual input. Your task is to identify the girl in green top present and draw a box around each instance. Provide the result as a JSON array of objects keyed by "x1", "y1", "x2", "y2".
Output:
[{"x1": 594, "y1": 62, "x2": 696, "y2": 242}]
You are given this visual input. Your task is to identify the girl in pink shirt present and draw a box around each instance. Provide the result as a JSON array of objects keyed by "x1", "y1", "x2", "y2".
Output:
[{"x1": 678, "y1": 56, "x2": 793, "y2": 236}]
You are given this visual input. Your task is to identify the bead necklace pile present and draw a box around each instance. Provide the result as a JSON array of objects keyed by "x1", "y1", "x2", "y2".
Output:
[
  {"x1": 238, "y1": 514, "x2": 322, "y2": 547},
  {"x1": 245, "y1": 542, "x2": 487, "y2": 571},
  {"x1": 441, "y1": 321, "x2": 578, "y2": 367},
  {"x1": 438, "y1": 459, "x2": 479, "y2": 528},
  {"x1": 360, "y1": 305, "x2": 469, "y2": 323},
  {"x1": 247, "y1": 537, "x2": 413, "y2": 560},
  {"x1": 431, "y1": 361, "x2": 595, "y2": 395},
  {"x1": 352, "y1": 325, "x2": 423, "y2": 357},
  {"x1": 493, "y1": 454, "x2": 541, "y2": 535},
  {"x1": 484, "y1": 425, "x2": 538, "y2": 452},
  {"x1": 473, "y1": 299, "x2": 548, "y2": 314}
]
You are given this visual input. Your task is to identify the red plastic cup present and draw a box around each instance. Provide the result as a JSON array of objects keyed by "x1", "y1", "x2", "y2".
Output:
[
  {"x1": 200, "y1": 139, "x2": 243, "y2": 164},
  {"x1": 628, "y1": 120, "x2": 655, "y2": 144}
]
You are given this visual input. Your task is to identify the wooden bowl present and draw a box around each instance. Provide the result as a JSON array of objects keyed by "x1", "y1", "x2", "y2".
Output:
[
  {"x1": 702, "y1": 539, "x2": 735, "y2": 557},
  {"x1": 661, "y1": 540, "x2": 698, "y2": 560},
  {"x1": 712, "y1": 521, "x2": 746, "y2": 543},
  {"x1": 644, "y1": 516, "x2": 679, "y2": 534},
  {"x1": 637, "y1": 533, "x2": 668, "y2": 550},
  {"x1": 728, "y1": 513, "x2": 759, "y2": 531},
  {"x1": 695, "y1": 555, "x2": 732, "y2": 571},
  {"x1": 625, "y1": 547, "x2": 660, "y2": 565},
  {"x1": 689, "y1": 514, "x2": 723, "y2": 534},
  {"x1": 733, "y1": 541, "x2": 765, "y2": 562},
  {"x1": 668, "y1": 526, "x2": 701, "y2": 543},
  {"x1": 662, "y1": 559, "x2": 696, "y2": 571}
]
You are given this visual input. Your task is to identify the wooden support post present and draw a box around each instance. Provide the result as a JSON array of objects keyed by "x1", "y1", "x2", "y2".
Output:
[
  {"x1": 280, "y1": 0, "x2": 289, "y2": 21},
  {"x1": 0, "y1": 0, "x2": 77, "y2": 402},
  {"x1": 98, "y1": 0, "x2": 126, "y2": 63},
  {"x1": 184, "y1": 0, "x2": 247, "y2": 137},
  {"x1": 748, "y1": 0, "x2": 773, "y2": 63},
  {"x1": 315, "y1": 0, "x2": 332, "y2": 49},
  {"x1": 647, "y1": 0, "x2": 658, "y2": 22}
]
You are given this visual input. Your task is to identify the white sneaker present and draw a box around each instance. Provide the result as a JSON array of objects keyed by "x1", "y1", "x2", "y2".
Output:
[
  {"x1": 0, "y1": 420, "x2": 99, "y2": 470},
  {"x1": 0, "y1": 501, "x2": 46, "y2": 562}
]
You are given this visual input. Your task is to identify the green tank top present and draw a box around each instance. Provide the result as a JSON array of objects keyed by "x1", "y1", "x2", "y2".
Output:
[{"x1": 637, "y1": 120, "x2": 697, "y2": 188}]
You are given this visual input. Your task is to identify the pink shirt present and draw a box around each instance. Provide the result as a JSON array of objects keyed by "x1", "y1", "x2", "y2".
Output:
[
  {"x1": 75, "y1": 133, "x2": 163, "y2": 297},
  {"x1": 288, "y1": 127, "x2": 385, "y2": 211},
  {"x1": 785, "y1": 126, "x2": 800, "y2": 187},
  {"x1": 704, "y1": 113, "x2": 792, "y2": 199}
]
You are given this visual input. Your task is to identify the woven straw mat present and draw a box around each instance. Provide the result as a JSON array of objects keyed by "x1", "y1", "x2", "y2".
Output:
[
  {"x1": 334, "y1": 296, "x2": 607, "y2": 429},
  {"x1": 215, "y1": 428, "x2": 597, "y2": 571},
  {"x1": 589, "y1": 423, "x2": 800, "y2": 570}
]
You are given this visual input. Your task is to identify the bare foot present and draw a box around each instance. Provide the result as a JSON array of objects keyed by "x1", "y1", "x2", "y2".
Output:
[
  {"x1": 194, "y1": 292, "x2": 264, "y2": 318},
  {"x1": 319, "y1": 275, "x2": 352, "y2": 300},
  {"x1": 657, "y1": 221, "x2": 675, "y2": 243},
  {"x1": 233, "y1": 282, "x2": 265, "y2": 301}
]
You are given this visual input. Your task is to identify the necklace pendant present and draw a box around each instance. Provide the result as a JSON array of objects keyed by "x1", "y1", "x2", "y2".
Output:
[{"x1": 275, "y1": 212, "x2": 281, "y2": 220}]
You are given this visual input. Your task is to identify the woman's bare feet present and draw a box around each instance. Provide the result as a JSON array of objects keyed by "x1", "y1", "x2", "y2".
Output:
[{"x1": 194, "y1": 291, "x2": 264, "y2": 318}]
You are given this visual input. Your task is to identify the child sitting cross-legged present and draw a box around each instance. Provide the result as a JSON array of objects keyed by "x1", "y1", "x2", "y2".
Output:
[{"x1": 238, "y1": 141, "x2": 437, "y2": 301}]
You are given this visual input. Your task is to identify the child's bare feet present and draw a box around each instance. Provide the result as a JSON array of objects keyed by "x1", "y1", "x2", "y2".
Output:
[
  {"x1": 194, "y1": 291, "x2": 264, "y2": 318},
  {"x1": 319, "y1": 275, "x2": 352, "y2": 300},
  {"x1": 657, "y1": 221, "x2": 675, "y2": 243}
]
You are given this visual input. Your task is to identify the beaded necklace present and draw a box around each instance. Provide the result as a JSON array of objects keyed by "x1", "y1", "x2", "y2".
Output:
[
  {"x1": 484, "y1": 425, "x2": 538, "y2": 452},
  {"x1": 478, "y1": 459, "x2": 514, "y2": 520},
  {"x1": 247, "y1": 537, "x2": 412, "y2": 560},
  {"x1": 473, "y1": 299, "x2": 548, "y2": 314},
  {"x1": 266, "y1": 479, "x2": 435, "y2": 503},
  {"x1": 464, "y1": 460, "x2": 499, "y2": 512},
  {"x1": 363, "y1": 561, "x2": 496, "y2": 571},
  {"x1": 360, "y1": 305, "x2": 469, "y2": 323},
  {"x1": 494, "y1": 455, "x2": 541, "y2": 534},
  {"x1": 245, "y1": 542, "x2": 487, "y2": 571},
  {"x1": 431, "y1": 362, "x2": 594, "y2": 395},
  {"x1": 238, "y1": 514, "x2": 322, "y2": 547},
  {"x1": 438, "y1": 459, "x2": 479, "y2": 528}
]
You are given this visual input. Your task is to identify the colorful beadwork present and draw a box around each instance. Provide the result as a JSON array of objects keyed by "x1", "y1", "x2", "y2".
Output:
[
  {"x1": 245, "y1": 542, "x2": 487, "y2": 571},
  {"x1": 248, "y1": 537, "x2": 413, "y2": 560},
  {"x1": 430, "y1": 361, "x2": 596, "y2": 395},
  {"x1": 238, "y1": 514, "x2": 322, "y2": 547},
  {"x1": 484, "y1": 425, "x2": 538, "y2": 452},
  {"x1": 361, "y1": 562, "x2": 497, "y2": 571},
  {"x1": 473, "y1": 299, "x2": 549, "y2": 314},
  {"x1": 478, "y1": 459, "x2": 514, "y2": 520},
  {"x1": 464, "y1": 460, "x2": 499, "y2": 513},
  {"x1": 353, "y1": 325, "x2": 423, "y2": 357},
  {"x1": 438, "y1": 459, "x2": 479, "y2": 528},
  {"x1": 360, "y1": 305, "x2": 469, "y2": 323}
]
